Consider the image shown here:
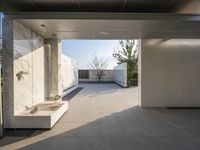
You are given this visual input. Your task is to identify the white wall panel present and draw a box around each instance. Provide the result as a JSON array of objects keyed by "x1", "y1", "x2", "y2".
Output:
[
  {"x1": 140, "y1": 39, "x2": 200, "y2": 107},
  {"x1": 113, "y1": 63, "x2": 127, "y2": 87}
]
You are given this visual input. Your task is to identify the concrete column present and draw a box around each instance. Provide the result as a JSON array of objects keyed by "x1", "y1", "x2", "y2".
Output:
[
  {"x1": 0, "y1": 14, "x2": 3, "y2": 136},
  {"x1": 45, "y1": 39, "x2": 62, "y2": 98},
  {"x1": 2, "y1": 18, "x2": 14, "y2": 128},
  {"x1": 44, "y1": 42, "x2": 51, "y2": 98}
]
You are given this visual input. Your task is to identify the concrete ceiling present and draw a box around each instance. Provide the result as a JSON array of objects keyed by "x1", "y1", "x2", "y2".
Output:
[
  {"x1": 18, "y1": 19, "x2": 200, "y2": 39},
  {"x1": 2, "y1": 0, "x2": 200, "y2": 14}
]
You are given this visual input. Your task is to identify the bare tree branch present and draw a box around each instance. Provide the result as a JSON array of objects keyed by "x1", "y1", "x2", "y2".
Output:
[{"x1": 88, "y1": 55, "x2": 110, "y2": 82}]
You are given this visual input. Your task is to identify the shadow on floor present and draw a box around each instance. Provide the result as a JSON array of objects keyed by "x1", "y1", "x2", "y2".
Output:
[
  {"x1": 76, "y1": 83, "x2": 131, "y2": 97},
  {"x1": 1, "y1": 106, "x2": 200, "y2": 150},
  {"x1": 79, "y1": 81, "x2": 116, "y2": 84},
  {"x1": 0, "y1": 129, "x2": 47, "y2": 147},
  {"x1": 62, "y1": 87, "x2": 84, "y2": 101},
  {"x1": 79, "y1": 81, "x2": 127, "y2": 88}
]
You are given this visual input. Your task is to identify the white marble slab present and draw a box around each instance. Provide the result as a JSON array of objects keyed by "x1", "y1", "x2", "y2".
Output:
[
  {"x1": 61, "y1": 54, "x2": 78, "y2": 94},
  {"x1": 113, "y1": 63, "x2": 127, "y2": 87}
]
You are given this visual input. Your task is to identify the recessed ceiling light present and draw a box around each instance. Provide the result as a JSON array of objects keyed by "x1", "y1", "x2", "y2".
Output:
[
  {"x1": 99, "y1": 32, "x2": 109, "y2": 35},
  {"x1": 41, "y1": 24, "x2": 45, "y2": 28}
]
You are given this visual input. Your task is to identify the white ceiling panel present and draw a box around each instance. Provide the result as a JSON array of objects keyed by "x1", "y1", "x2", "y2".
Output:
[{"x1": 18, "y1": 19, "x2": 200, "y2": 39}]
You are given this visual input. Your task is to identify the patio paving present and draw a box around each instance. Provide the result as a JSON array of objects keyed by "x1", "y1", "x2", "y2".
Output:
[{"x1": 0, "y1": 83, "x2": 200, "y2": 150}]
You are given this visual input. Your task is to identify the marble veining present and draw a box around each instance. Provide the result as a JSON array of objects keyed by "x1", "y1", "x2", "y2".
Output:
[{"x1": 13, "y1": 21, "x2": 45, "y2": 115}]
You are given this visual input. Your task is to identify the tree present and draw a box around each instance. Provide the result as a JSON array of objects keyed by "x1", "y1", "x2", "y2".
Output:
[
  {"x1": 88, "y1": 55, "x2": 109, "y2": 82},
  {"x1": 113, "y1": 40, "x2": 138, "y2": 86}
]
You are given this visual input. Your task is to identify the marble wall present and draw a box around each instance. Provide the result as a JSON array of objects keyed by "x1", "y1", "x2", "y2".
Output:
[
  {"x1": 32, "y1": 32, "x2": 45, "y2": 105},
  {"x1": 113, "y1": 63, "x2": 127, "y2": 87},
  {"x1": 61, "y1": 54, "x2": 78, "y2": 93},
  {"x1": 13, "y1": 21, "x2": 45, "y2": 115},
  {"x1": 3, "y1": 20, "x2": 70, "y2": 128}
]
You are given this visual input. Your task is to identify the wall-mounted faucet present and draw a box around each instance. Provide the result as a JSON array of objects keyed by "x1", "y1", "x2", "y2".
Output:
[{"x1": 16, "y1": 71, "x2": 29, "y2": 81}]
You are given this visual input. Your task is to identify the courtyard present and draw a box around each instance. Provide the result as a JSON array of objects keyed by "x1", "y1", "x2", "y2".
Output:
[
  {"x1": 1, "y1": 1, "x2": 200, "y2": 149},
  {"x1": 0, "y1": 83, "x2": 200, "y2": 150}
]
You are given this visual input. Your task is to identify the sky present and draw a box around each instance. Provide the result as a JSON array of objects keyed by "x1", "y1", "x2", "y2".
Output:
[{"x1": 61, "y1": 40, "x2": 120, "y2": 69}]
